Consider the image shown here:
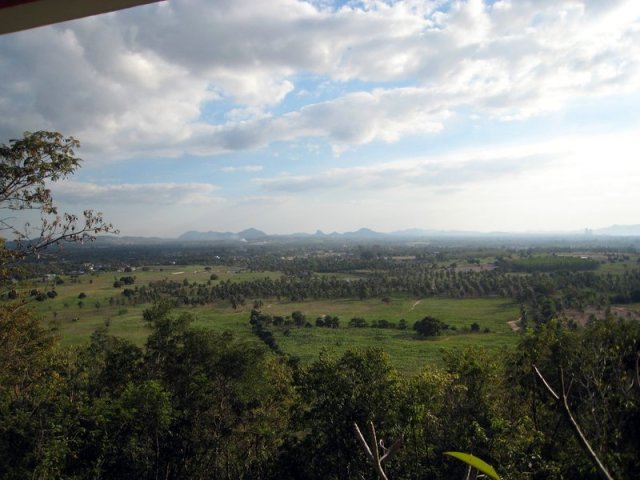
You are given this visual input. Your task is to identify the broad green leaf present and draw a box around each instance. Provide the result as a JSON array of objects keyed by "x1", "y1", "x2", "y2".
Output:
[{"x1": 443, "y1": 451, "x2": 500, "y2": 480}]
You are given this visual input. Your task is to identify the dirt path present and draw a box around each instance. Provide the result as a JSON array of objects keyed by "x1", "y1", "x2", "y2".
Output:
[{"x1": 507, "y1": 318, "x2": 521, "y2": 331}]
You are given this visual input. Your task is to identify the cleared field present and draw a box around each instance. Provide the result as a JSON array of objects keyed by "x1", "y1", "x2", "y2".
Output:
[
  {"x1": 12, "y1": 265, "x2": 520, "y2": 372},
  {"x1": 183, "y1": 296, "x2": 519, "y2": 373},
  {"x1": 20, "y1": 265, "x2": 280, "y2": 345},
  {"x1": 252, "y1": 296, "x2": 519, "y2": 372},
  {"x1": 273, "y1": 326, "x2": 515, "y2": 372}
]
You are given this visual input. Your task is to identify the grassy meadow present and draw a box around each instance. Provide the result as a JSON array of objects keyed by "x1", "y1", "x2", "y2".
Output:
[
  {"x1": 15, "y1": 264, "x2": 521, "y2": 372},
  {"x1": 259, "y1": 296, "x2": 518, "y2": 371}
]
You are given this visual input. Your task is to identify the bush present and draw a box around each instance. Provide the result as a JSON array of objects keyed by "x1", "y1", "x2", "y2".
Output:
[
  {"x1": 414, "y1": 316, "x2": 448, "y2": 337},
  {"x1": 292, "y1": 311, "x2": 306, "y2": 327},
  {"x1": 349, "y1": 317, "x2": 368, "y2": 328}
]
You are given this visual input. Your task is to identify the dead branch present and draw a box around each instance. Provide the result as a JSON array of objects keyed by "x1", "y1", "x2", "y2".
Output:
[
  {"x1": 354, "y1": 421, "x2": 403, "y2": 480},
  {"x1": 533, "y1": 365, "x2": 614, "y2": 480}
]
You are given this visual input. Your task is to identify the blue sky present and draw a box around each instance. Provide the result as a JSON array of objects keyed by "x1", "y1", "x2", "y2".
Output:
[{"x1": 1, "y1": 0, "x2": 640, "y2": 237}]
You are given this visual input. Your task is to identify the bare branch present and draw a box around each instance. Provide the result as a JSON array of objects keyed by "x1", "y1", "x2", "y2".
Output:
[
  {"x1": 369, "y1": 421, "x2": 383, "y2": 474},
  {"x1": 380, "y1": 437, "x2": 403, "y2": 463},
  {"x1": 533, "y1": 365, "x2": 614, "y2": 480},
  {"x1": 533, "y1": 365, "x2": 559, "y2": 400},
  {"x1": 464, "y1": 465, "x2": 472, "y2": 480},
  {"x1": 354, "y1": 421, "x2": 403, "y2": 480},
  {"x1": 354, "y1": 422, "x2": 374, "y2": 462}
]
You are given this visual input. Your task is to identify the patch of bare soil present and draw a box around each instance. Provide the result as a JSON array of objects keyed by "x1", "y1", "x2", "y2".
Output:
[
  {"x1": 563, "y1": 306, "x2": 640, "y2": 326},
  {"x1": 507, "y1": 318, "x2": 521, "y2": 331}
]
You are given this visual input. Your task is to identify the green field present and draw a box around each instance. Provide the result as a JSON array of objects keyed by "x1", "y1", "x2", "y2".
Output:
[
  {"x1": 255, "y1": 296, "x2": 518, "y2": 371},
  {"x1": 14, "y1": 265, "x2": 521, "y2": 372}
]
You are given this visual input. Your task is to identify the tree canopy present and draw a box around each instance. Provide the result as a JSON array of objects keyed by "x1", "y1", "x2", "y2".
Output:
[
  {"x1": 0, "y1": 131, "x2": 115, "y2": 271},
  {"x1": 413, "y1": 315, "x2": 448, "y2": 337}
]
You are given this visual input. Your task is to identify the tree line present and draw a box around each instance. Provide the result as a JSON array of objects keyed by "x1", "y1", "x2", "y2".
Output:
[{"x1": 99, "y1": 267, "x2": 640, "y2": 327}]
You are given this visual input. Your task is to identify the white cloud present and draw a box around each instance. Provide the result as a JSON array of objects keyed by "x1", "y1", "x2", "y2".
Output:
[
  {"x1": 254, "y1": 141, "x2": 555, "y2": 193},
  {"x1": 231, "y1": 196, "x2": 291, "y2": 206},
  {"x1": 185, "y1": 87, "x2": 449, "y2": 155},
  {"x1": 220, "y1": 164, "x2": 264, "y2": 173},
  {"x1": 0, "y1": 0, "x2": 639, "y2": 159},
  {"x1": 32, "y1": 128, "x2": 639, "y2": 237},
  {"x1": 52, "y1": 181, "x2": 221, "y2": 206},
  {"x1": 242, "y1": 128, "x2": 640, "y2": 234}
]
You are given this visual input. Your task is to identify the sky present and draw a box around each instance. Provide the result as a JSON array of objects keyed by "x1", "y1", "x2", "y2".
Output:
[{"x1": 1, "y1": 0, "x2": 640, "y2": 237}]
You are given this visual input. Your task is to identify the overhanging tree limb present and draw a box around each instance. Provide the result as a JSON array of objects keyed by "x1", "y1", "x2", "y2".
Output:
[{"x1": 0, "y1": 131, "x2": 117, "y2": 271}]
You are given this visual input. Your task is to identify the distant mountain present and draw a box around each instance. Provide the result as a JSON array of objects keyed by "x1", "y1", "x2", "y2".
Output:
[
  {"x1": 594, "y1": 224, "x2": 640, "y2": 236},
  {"x1": 238, "y1": 228, "x2": 268, "y2": 240},
  {"x1": 175, "y1": 224, "x2": 640, "y2": 242},
  {"x1": 342, "y1": 228, "x2": 385, "y2": 238},
  {"x1": 177, "y1": 227, "x2": 389, "y2": 242}
]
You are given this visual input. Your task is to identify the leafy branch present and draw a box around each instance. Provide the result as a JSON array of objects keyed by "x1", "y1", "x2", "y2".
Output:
[{"x1": 0, "y1": 131, "x2": 117, "y2": 269}]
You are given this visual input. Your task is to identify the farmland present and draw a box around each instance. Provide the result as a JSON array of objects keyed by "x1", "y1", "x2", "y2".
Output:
[
  {"x1": 17, "y1": 263, "x2": 520, "y2": 372},
  {"x1": 9, "y1": 243, "x2": 640, "y2": 372},
  {"x1": 3, "y1": 239, "x2": 640, "y2": 479}
]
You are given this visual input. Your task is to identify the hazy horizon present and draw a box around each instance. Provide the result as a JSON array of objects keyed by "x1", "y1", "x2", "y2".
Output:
[
  {"x1": 2, "y1": 0, "x2": 640, "y2": 237},
  {"x1": 109, "y1": 223, "x2": 640, "y2": 239}
]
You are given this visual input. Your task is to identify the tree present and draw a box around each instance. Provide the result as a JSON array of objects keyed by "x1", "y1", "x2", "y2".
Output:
[
  {"x1": 350, "y1": 317, "x2": 368, "y2": 328},
  {"x1": 279, "y1": 348, "x2": 402, "y2": 479},
  {"x1": 413, "y1": 316, "x2": 447, "y2": 337},
  {"x1": 292, "y1": 310, "x2": 306, "y2": 327},
  {"x1": 141, "y1": 302, "x2": 295, "y2": 479},
  {"x1": 0, "y1": 131, "x2": 116, "y2": 272},
  {"x1": 0, "y1": 132, "x2": 117, "y2": 477},
  {"x1": 507, "y1": 316, "x2": 640, "y2": 478}
]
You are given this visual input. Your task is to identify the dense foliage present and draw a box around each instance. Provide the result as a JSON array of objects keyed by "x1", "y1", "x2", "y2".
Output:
[
  {"x1": 1, "y1": 300, "x2": 639, "y2": 479},
  {"x1": 496, "y1": 255, "x2": 600, "y2": 272}
]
